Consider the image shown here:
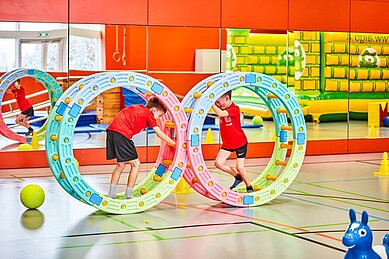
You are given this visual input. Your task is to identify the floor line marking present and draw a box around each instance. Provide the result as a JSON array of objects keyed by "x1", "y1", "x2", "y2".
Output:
[
  {"x1": 293, "y1": 181, "x2": 389, "y2": 202},
  {"x1": 160, "y1": 201, "x2": 342, "y2": 242},
  {"x1": 284, "y1": 192, "x2": 389, "y2": 204},
  {"x1": 249, "y1": 222, "x2": 346, "y2": 253},
  {"x1": 282, "y1": 193, "x2": 389, "y2": 220}
]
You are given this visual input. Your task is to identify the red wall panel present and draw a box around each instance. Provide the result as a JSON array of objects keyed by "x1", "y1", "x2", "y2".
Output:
[
  {"x1": 350, "y1": 0, "x2": 389, "y2": 33},
  {"x1": 149, "y1": 0, "x2": 221, "y2": 27},
  {"x1": 104, "y1": 25, "x2": 147, "y2": 71},
  {"x1": 289, "y1": 0, "x2": 350, "y2": 32},
  {"x1": 69, "y1": 0, "x2": 147, "y2": 25},
  {"x1": 148, "y1": 26, "x2": 220, "y2": 71},
  {"x1": 222, "y1": 0, "x2": 288, "y2": 30},
  {"x1": 0, "y1": 0, "x2": 67, "y2": 23}
]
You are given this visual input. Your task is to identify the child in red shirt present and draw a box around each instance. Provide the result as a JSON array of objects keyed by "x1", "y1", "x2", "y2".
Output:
[
  {"x1": 212, "y1": 90, "x2": 253, "y2": 193},
  {"x1": 6, "y1": 79, "x2": 34, "y2": 135},
  {"x1": 106, "y1": 97, "x2": 175, "y2": 199}
]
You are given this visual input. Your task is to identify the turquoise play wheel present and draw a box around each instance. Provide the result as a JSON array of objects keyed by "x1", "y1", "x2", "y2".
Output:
[
  {"x1": 0, "y1": 69, "x2": 62, "y2": 143},
  {"x1": 46, "y1": 72, "x2": 187, "y2": 214},
  {"x1": 186, "y1": 72, "x2": 306, "y2": 207}
]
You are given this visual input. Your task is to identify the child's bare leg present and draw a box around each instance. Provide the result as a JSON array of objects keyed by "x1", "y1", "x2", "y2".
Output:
[
  {"x1": 236, "y1": 158, "x2": 253, "y2": 192},
  {"x1": 215, "y1": 149, "x2": 244, "y2": 189},
  {"x1": 125, "y1": 158, "x2": 140, "y2": 199},
  {"x1": 22, "y1": 116, "x2": 31, "y2": 129},
  {"x1": 214, "y1": 149, "x2": 237, "y2": 176},
  {"x1": 108, "y1": 162, "x2": 126, "y2": 198},
  {"x1": 15, "y1": 114, "x2": 28, "y2": 128}
]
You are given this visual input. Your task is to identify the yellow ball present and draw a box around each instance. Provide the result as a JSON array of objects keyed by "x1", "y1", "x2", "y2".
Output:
[
  {"x1": 252, "y1": 115, "x2": 263, "y2": 125},
  {"x1": 20, "y1": 184, "x2": 45, "y2": 209},
  {"x1": 17, "y1": 144, "x2": 33, "y2": 151}
]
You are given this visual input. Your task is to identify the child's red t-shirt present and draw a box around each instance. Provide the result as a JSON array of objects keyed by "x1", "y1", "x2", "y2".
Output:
[
  {"x1": 11, "y1": 87, "x2": 32, "y2": 112},
  {"x1": 219, "y1": 102, "x2": 247, "y2": 150},
  {"x1": 107, "y1": 105, "x2": 158, "y2": 140}
]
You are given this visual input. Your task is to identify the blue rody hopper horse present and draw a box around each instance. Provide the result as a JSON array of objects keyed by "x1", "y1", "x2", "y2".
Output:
[{"x1": 342, "y1": 209, "x2": 389, "y2": 259}]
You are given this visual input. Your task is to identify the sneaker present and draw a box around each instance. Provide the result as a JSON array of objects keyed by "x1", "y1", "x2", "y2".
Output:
[
  {"x1": 246, "y1": 186, "x2": 254, "y2": 193},
  {"x1": 25, "y1": 128, "x2": 34, "y2": 136},
  {"x1": 230, "y1": 174, "x2": 243, "y2": 189}
]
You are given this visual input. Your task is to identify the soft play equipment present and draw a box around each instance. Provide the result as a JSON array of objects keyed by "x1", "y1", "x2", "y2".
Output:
[
  {"x1": 45, "y1": 72, "x2": 305, "y2": 213},
  {"x1": 227, "y1": 30, "x2": 389, "y2": 123},
  {"x1": 185, "y1": 72, "x2": 306, "y2": 207},
  {"x1": 0, "y1": 69, "x2": 62, "y2": 143},
  {"x1": 343, "y1": 209, "x2": 389, "y2": 259},
  {"x1": 45, "y1": 72, "x2": 187, "y2": 214}
]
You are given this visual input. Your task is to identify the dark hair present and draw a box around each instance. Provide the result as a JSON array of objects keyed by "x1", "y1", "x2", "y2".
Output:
[
  {"x1": 15, "y1": 79, "x2": 20, "y2": 84},
  {"x1": 147, "y1": 97, "x2": 167, "y2": 113},
  {"x1": 221, "y1": 90, "x2": 232, "y2": 99}
]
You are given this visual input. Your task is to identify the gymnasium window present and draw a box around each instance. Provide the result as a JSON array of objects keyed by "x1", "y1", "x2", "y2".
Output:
[{"x1": 0, "y1": 22, "x2": 103, "y2": 72}]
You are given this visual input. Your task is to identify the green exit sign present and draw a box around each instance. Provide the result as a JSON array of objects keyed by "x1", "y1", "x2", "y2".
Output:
[{"x1": 37, "y1": 32, "x2": 49, "y2": 37}]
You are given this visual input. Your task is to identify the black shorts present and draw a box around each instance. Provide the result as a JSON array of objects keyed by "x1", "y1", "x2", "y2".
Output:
[
  {"x1": 21, "y1": 107, "x2": 34, "y2": 117},
  {"x1": 221, "y1": 142, "x2": 248, "y2": 158},
  {"x1": 106, "y1": 130, "x2": 138, "y2": 162}
]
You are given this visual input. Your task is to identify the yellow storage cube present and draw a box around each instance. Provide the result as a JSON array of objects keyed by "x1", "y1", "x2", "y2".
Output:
[
  {"x1": 382, "y1": 70, "x2": 389, "y2": 79},
  {"x1": 302, "y1": 31, "x2": 318, "y2": 40},
  {"x1": 246, "y1": 56, "x2": 258, "y2": 64},
  {"x1": 306, "y1": 55, "x2": 317, "y2": 65},
  {"x1": 349, "y1": 44, "x2": 358, "y2": 54},
  {"x1": 239, "y1": 46, "x2": 251, "y2": 54},
  {"x1": 324, "y1": 43, "x2": 332, "y2": 53},
  {"x1": 357, "y1": 69, "x2": 369, "y2": 80},
  {"x1": 265, "y1": 66, "x2": 276, "y2": 74},
  {"x1": 351, "y1": 56, "x2": 359, "y2": 67},
  {"x1": 339, "y1": 80, "x2": 349, "y2": 92},
  {"x1": 253, "y1": 66, "x2": 264, "y2": 73},
  {"x1": 303, "y1": 80, "x2": 317, "y2": 90},
  {"x1": 258, "y1": 56, "x2": 270, "y2": 64},
  {"x1": 340, "y1": 54, "x2": 350, "y2": 66},
  {"x1": 270, "y1": 56, "x2": 279, "y2": 64},
  {"x1": 294, "y1": 31, "x2": 302, "y2": 40},
  {"x1": 265, "y1": 46, "x2": 277, "y2": 54},
  {"x1": 333, "y1": 43, "x2": 347, "y2": 53},
  {"x1": 369, "y1": 69, "x2": 381, "y2": 80},
  {"x1": 375, "y1": 81, "x2": 387, "y2": 92},
  {"x1": 239, "y1": 65, "x2": 252, "y2": 72},
  {"x1": 310, "y1": 67, "x2": 320, "y2": 77},
  {"x1": 326, "y1": 55, "x2": 340, "y2": 65},
  {"x1": 380, "y1": 57, "x2": 387, "y2": 67},
  {"x1": 324, "y1": 67, "x2": 332, "y2": 78},
  {"x1": 349, "y1": 81, "x2": 361, "y2": 92},
  {"x1": 334, "y1": 67, "x2": 347, "y2": 78},
  {"x1": 311, "y1": 42, "x2": 320, "y2": 53},
  {"x1": 236, "y1": 56, "x2": 246, "y2": 65},
  {"x1": 234, "y1": 36, "x2": 246, "y2": 44},
  {"x1": 252, "y1": 45, "x2": 265, "y2": 54},
  {"x1": 325, "y1": 79, "x2": 338, "y2": 92},
  {"x1": 362, "y1": 82, "x2": 374, "y2": 92}
]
